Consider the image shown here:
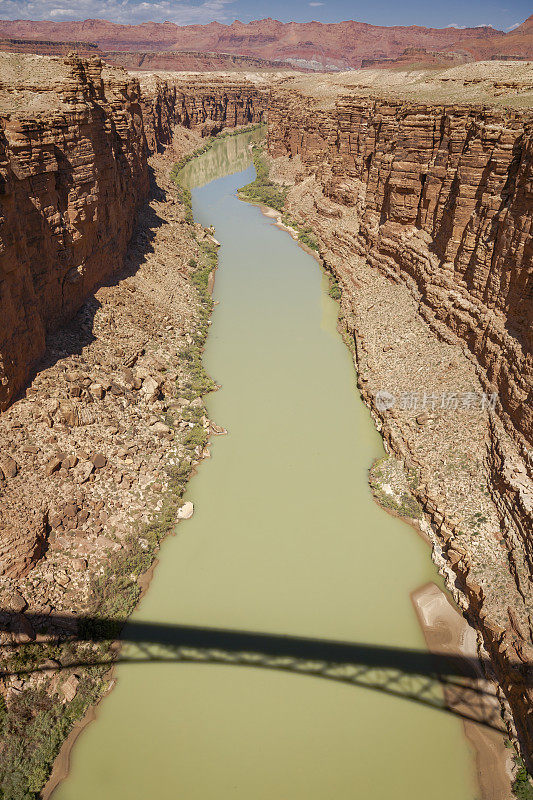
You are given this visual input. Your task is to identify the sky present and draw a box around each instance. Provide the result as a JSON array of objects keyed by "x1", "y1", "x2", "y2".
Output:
[{"x1": 0, "y1": 0, "x2": 530, "y2": 31}]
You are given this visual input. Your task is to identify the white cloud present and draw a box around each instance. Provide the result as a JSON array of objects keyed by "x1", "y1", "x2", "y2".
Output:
[
  {"x1": 0, "y1": 0, "x2": 237, "y2": 24},
  {"x1": 506, "y1": 21, "x2": 521, "y2": 31},
  {"x1": 447, "y1": 22, "x2": 497, "y2": 29},
  {"x1": 308, "y1": 2, "x2": 324, "y2": 5}
]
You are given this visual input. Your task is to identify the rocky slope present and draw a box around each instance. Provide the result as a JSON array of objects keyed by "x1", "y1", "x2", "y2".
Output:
[
  {"x1": 1, "y1": 16, "x2": 532, "y2": 69},
  {"x1": 102, "y1": 50, "x2": 302, "y2": 72},
  {"x1": 0, "y1": 39, "x2": 300, "y2": 73},
  {"x1": 262, "y1": 72, "x2": 533, "y2": 768},
  {"x1": 0, "y1": 56, "x2": 266, "y2": 580},
  {"x1": 0, "y1": 38, "x2": 100, "y2": 56},
  {"x1": 267, "y1": 81, "x2": 532, "y2": 450},
  {"x1": 0, "y1": 56, "x2": 267, "y2": 414}
]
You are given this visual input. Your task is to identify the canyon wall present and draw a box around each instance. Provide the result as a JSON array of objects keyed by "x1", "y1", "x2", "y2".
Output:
[
  {"x1": 0, "y1": 55, "x2": 148, "y2": 412},
  {"x1": 0, "y1": 53, "x2": 531, "y2": 772},
  {"x1": 0, "y1": 37, "x2": 100, "y2": 56},
  {"x1": 103, "y1": 50, "x2": 298, "y2": 72},
  {"x1": 0, "y1": 56, "x2": 267, "y2": 576},
  {"x1": 266, "y1": 88, "x2": 533, "y2": 765},
  {"x1": 267, "y1": 93, "x2": 533, "y2": 453},
  {"x1": 0, "y1": 55, "x2": 267, "y2": 417},
  {"x1": 1, "y1": 17, "x2": 532, "y2": 68},
  {"x1": 138, "y1": 75, "x2": 268, "y2": 151}
]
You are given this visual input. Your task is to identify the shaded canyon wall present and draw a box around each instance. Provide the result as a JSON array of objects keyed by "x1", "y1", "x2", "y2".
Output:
[
  {"x1": 0, "y1": 58, "x2": 268, "y2": 577},
  {"x1": 0, "y1": 62, "x2": 267, "y2": 416},
  {"x1": 0, "y1": 56, "x2": 148, "y2": 413},
  {"x1": 140, "y1": 77, "x2": 268, "y2": 152}
]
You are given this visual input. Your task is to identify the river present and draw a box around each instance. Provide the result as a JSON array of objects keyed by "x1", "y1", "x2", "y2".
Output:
[{"x1": 54, "y1": 130, "x2": 474, "y2": 800}]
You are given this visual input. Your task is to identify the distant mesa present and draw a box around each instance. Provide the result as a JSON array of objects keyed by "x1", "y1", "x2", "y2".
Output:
[
  {"x1": 0, "y1": 37, "x2": 100, "y2": 57},
  {"x1": 0, "y1": 15, "x2": 531, "y2": 70}
]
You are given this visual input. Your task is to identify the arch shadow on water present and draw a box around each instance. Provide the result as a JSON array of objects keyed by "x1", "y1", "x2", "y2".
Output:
[{"x1": 2, "y1": 613, "x2": 530, "y2": 733}]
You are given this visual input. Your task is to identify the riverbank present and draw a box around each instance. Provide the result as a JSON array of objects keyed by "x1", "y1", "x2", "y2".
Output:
[
  {"x1": 42, "y1": 549, "x2": 162, "y2": 800},
  {"x1": 413, "y1": 583, "x2": 514, "y2": 800},
  {"x1": 0, "y1": 141, "x2": 222, "y2": 798}
]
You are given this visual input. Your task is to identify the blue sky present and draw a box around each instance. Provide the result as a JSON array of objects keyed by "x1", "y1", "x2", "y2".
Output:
[{"x1": 0, "y1": 0, "x2": 530, "y2": 30}]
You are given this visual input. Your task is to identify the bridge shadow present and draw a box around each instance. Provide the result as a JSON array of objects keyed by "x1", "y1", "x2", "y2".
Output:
[{"x1": 2, "y1": 613, "x2": 531, "y2": 733}]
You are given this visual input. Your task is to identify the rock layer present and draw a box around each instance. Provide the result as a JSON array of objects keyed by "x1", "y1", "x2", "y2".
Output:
[
  {"x1": 0, "y1": 55, "x2": 148, "y2": 411},
  {"x1": 138, "y1": 74, "x2": 268, "y2": 151},
  {"x1": 103, "y1": 50, "x2": 300, "y2": 72},
  {"x1": 267, "y1": 93, "x2": 533, "y2": 451},
  {"x1": 1, "y1": 17, "x2": 532, "y2": 69}
]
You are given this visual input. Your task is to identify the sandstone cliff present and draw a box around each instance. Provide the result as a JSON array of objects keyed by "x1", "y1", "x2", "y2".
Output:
[
  {"x1": 103, "y1": 50, "x2": 300, "y2": 73},
  {"x1": 0, "y1": 58, "x2": 270, "y2": 578},
  {"x1": 0, "y1": 38, "x2": 100, "y2": 56},
  {"x1": 267, "y1": 89, "x2": 532, "y2": 452},
  {"x1": 137, "y1": 73, "x2": 268, "y2": 151},
  {"x1": 0, "y1": 54, "x2": 148, "y2": 413}
]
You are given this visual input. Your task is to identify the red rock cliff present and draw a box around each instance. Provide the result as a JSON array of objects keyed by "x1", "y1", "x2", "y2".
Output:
[
  {"x1": 0, "y1": 55, "x2": 149, "y2": 411},
  {"x1": 267, "y1": 93, "x2": 533, "y2": 452},
  {"x1": 138, "y1": 75, "x2": 268, "y2": 151}
]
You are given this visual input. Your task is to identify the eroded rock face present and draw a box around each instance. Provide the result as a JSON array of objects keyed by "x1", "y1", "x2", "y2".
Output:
[
  {"x1": 267, "y1": 94, "x2": 533, "y2": 451},
  {"x1": 139, "y1": 76, "x2": 268, "y2": 152},
  {"x1": 103, "y1": 50, "x2": 300, "y2": 73},
  {"x1": 0, "y1": 17, "x2": 532, "y2": 68},
  {"x1": 0, "y1": 54, "x2": 149, "y2": 411},
  {"x1": 0, "y1": 38, "x2": 100, "y2": 56},
  {"x1": 0, "y1": 507, "x2": 49, "y2": 578}
]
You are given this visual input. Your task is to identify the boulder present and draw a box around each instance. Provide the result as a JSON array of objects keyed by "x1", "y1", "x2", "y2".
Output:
[
  {"x1": 89, "y1": 383, "x2": 105, "y2": 400},
  {"x1": 141, "y1": 376, "x2": 161, "y2": 403},
  {"x1": 150, "y1": 421, "x2": 171, "y2": 435},
  {"x1": 61, "y1": 674, "x2": 80, "y2": 703},
  {"x1": 0, "y1": 455, "x2": 18, "y2": 478},
  {"x1": 4, "y1": 590, "x2": 27, "y2": 613},
  {"x1": 73, "y1": 461, "x2": 94, "y2": 484},
  {"x1": 91, "y1": 453, "x2": 107, "y2": 469},
  {"x1": 45, "y1": 456, "x2": 62, "y2": 476},
  {"x1": 177, "y1": 501, "x2": 194, "y2": 520}
]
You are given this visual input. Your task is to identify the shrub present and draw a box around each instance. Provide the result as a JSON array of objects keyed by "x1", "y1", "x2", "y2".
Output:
[
  {"x1": 328, "y1": 281, "x2": 342, "y2": 300},
  {"x1": 238, "y1": 143, "x2": 288, "y2": 212},
  {"x1": 513, "y1": 758, "x2": 533, "y2": 800}
]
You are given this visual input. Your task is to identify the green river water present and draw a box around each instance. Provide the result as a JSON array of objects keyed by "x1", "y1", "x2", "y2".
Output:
[{"x1": 54, "y1": 131, "x2": 474, "y2": 800}]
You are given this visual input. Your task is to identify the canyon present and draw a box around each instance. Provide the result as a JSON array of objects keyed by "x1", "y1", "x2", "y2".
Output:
[{"x1": 0, "y1": 50, "x2": 531, "y2": 798}]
